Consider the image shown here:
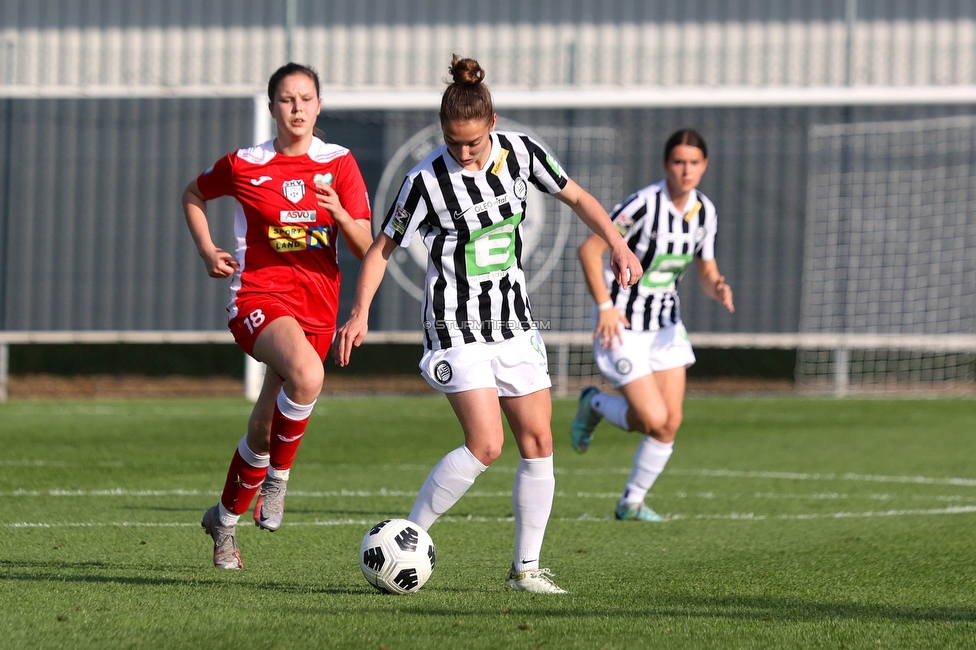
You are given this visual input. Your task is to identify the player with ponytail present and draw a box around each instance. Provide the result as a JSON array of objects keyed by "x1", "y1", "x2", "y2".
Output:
[{"x1": 335, "y1": 55, "x2": 642, "y2": 593}]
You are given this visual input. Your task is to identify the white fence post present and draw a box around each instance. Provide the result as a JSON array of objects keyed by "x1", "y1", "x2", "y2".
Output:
[
  {"x1": 244, "y1": 355, "x2": 266, "y2": 402},
  {"x1": 242, "y1": 94, "x2": 275, "y2": 402},
  {"x1": 834, "y1": 347, "x2": 850, "y2": 396},
  {"x1": 555, "y1": 341, "x2": 570, "y2": 398},
  {"x1": 0, "y1": 341, "x2": 8, "y2": 402}
]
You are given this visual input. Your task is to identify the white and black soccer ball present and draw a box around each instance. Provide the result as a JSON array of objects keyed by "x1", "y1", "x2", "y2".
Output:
[{"x1": 359, "y1": 518, "x2": 435, "y2": 594}]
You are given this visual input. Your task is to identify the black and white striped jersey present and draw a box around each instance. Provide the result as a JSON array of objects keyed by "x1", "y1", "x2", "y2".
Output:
[
  {"x1": 603, "y1": 180, "x2": 718, "y2": 332},
  {"x1": 381, "y1": 130, "x2": 569, "y2": 351}
]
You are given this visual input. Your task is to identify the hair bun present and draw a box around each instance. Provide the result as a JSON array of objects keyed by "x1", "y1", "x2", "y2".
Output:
[{"x1": 449, "y1": 55, "x2": 484, "y2": 86}]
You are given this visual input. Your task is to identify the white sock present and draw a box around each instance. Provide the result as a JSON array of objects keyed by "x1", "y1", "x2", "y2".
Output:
[
  {"x1": 237, "y1": 436, "x2": 270, "y2": 468},
  {"x1": 276, "y1": 390, "x2": 316, "y2": 421},
  {"x1": 408, "y1": 446, "x2": 487, "y2": 530},
  {"x1": 591, "y1": 393, "x2": 630, "y2": 430},
  {"x1": 217, "y1": 502, "x2": 241, "y2": 527},
  {"x1": 620, "y1": 436, "x2": 673, "y2": 506},
  {"x1": 512, "y1": 455, "x2": 555, "y2": 571},
  {"x1": 267, "y1": 467, "x2": 290, "y2": 481}
]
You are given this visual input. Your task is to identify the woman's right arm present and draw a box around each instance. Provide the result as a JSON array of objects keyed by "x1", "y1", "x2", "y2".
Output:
[
  {"x1": 333, "y1": 233, "x2": 398, "y2": 367},
  {"x1": 182, "y1": 180, "x2": 239, "y2": 278},
  {"x1": 579, "y1": 233, "x2": 630, "y2": 348}
]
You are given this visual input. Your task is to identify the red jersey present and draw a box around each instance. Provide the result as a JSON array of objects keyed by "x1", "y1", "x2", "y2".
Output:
[{"x1": 196, "y1": 138, "x2": 371, "y2": 333}]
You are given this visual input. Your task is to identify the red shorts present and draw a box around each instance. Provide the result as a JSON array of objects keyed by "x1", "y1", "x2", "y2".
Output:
[{"x1": 229, "y1": 294, "x2": 334, "y2": 362}]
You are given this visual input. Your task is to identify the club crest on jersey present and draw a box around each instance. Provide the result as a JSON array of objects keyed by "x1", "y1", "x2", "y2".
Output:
[
  {"x1": 513, "y1": 178, "x2": 527, "y2": 200},
  {"x1": 615, "y1": 358, "x2": 633, "y2": 375},
  {"x1": 282, "y1": 179, "x2": 306, "y2": 203},
  {"x1": 432, "y1": 361, "x2": 453, "y2": 385},
  {"x1": 695, "y1": 227, "x2": 707, "y2": 243}
]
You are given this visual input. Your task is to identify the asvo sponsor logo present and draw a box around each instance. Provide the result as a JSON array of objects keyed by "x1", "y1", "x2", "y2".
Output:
[
  {"x1": 465, "y1": 213, "x2": 521, "y2": 276},
  {"x1": 280, "y1": 210, "x2": 316, "y2": 223}
]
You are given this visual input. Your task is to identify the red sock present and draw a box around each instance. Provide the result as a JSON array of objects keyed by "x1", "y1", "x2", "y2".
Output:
[
  {"x1": 268, "y1": 403, "x2": 309, "y2": 471},
  {"x1": 220, "y1": 449, "x2": 267, "y2": 515}
]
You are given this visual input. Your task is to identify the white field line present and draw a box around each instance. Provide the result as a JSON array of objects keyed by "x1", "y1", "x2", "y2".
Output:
[
  {"x1": 0, "y1": 405, "x2": 255, "y2": 418},
  {"x1": 669, "y1": 505, "x2": 976, "y2": 521},
  {"x1": 7, "y1": 460, "x2": 976, "y2": 489},
  {"x1": 4, "y1": 488, "x2": 976, "y2": 505},
  {"x1": 6, "y1": 505, "x2": 976, "y2": 529},
  {"x1": 666, "y1": 468, "x2": 976, "y2": 487}
]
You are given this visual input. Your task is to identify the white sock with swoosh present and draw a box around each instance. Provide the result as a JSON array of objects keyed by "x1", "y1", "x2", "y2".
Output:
[{"x1": 513, "y1": 455, "x2": 555, "y2": 571}]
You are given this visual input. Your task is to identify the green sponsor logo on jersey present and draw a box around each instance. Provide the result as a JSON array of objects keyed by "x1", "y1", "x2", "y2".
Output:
[
  {"x1": 530, "y1": 335, "x2": 545, "y2": 358},
  {"x1": 640, "y1": 253, "x2": 693, "y2": 292},
  {"x1": 465, "y1": 213, "x2": 522, "y2": 276},
  {"x1": 545, "y1": 154, "x2": 563, "y2": 176}
]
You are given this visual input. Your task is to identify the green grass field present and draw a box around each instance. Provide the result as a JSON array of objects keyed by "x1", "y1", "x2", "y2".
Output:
[{"x1": 1, "y1": 396, "x2": 974, "y2": 649}]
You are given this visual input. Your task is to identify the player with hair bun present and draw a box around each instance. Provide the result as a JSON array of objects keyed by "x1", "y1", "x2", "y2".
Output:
[
  {"x1": 183, "y1": 62, "x2": 373, "y2": 569},
  {"x1": 335, "y1": 55, "x2": 642, "y2": 593},
  {"x1": 570, "y1": 128, "x2": 734, "y2": 522}
]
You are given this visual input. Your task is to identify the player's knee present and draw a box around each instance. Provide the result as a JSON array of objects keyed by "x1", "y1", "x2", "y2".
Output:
[
  {"x1": 666, "y1": 411, "x2": 682, "y2": 435},
  {"x1": 290, "y1": 361, "x2": 324, "y2": 401},
  {"x1": 648, "y1": 412, "x2": 681, "y2": 443},
  {"x1": 471, "y1": 443, "x2": 503, "y2": 466},
  {"x1": 631, "y1": 407, "x2": 668, "y2": 436},
  {"x1": 519, "y1": 430, "x2": 553, "y2": 458}
]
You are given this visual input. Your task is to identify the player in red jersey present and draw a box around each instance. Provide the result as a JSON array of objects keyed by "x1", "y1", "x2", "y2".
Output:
[{"x1": 183, "y1": 63, "x2": 372, "y2": 569}]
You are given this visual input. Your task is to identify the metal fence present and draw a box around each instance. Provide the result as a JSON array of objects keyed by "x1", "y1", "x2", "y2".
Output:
[
  {"x1": 3, "y1": 0, "x2": 976, "y2": 93},
  {"x1": 2, "y1": 1, "x2": 975, "y2": 398},
  {"x1": 3, "y1": 98, "x2": 975, "y2": 337}
]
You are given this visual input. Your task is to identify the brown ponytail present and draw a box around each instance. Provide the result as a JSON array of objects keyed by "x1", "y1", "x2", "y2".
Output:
[{"x1": 439, "y1": 55, "x2": 494, "y2": 127}]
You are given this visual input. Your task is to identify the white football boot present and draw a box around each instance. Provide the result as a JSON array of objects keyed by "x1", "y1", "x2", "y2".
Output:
[{"x1": 505, "y1": 565, "x2": 568, "y2": 594}]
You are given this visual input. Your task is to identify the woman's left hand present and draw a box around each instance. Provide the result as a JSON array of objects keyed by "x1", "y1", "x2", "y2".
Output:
[
  {"x1": 714, "y1": 276, "x2": 735, "y2": 313},
  {"x1": 315, "y1": 179, "x2": 351, "y2": 225}
]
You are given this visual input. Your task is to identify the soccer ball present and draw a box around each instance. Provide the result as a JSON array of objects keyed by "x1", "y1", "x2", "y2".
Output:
[{"x1": 359, "y1": 518, "x2": 435, "y2": 594}]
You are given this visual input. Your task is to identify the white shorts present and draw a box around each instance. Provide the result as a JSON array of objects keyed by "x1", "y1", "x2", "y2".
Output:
[
  {"x1": 420, "y1": 329, "x2": 552, "y2": 397},
  {"x1": 593, "y1": 323, "x2": 696, "y2": 388}
]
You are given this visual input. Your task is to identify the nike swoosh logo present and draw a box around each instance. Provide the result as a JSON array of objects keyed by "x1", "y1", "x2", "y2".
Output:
[
  {"x1": 250, "y1": 176, "x2": 273, "y2": 186},
  {"x1": 453, "y1": 193, "x2": 511, "y2": 220},
  {"x1": 521, "y1": 559, "x2": 538, "y2": 564}
]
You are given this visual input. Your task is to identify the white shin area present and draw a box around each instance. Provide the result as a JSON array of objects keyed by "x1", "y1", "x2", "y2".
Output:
[
  {"x1": 408, "y1": 445, "x2": 487, "y2": 530},
  {"x1": 512, "y1": 455, "x2": 555, "y2": 571},
  {"x1": 591, "y1": 392, "x2": 630, "y2": 430},
  {"x1": 237, "y1": 436, "x2": 270, "y2": 468},
  {"x1": 620, "y1": 436, "x2": 674, "y2": 506},
  {"x1": 276, "y1": 389, "x2": 316, "y2": 421}
]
